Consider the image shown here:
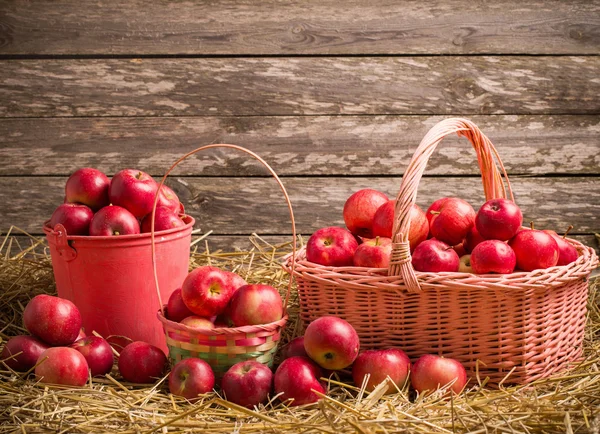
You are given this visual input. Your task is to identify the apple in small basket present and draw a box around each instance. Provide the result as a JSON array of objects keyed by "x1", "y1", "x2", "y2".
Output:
[
  {"x1": 65, "y1": 167, "x2": 111, "y2": 211},
  {"x1": 35, "y1": 347, "x2": 89, "y2": 387},
  {"x1": 470, "y1": 239, "x2": 516, "y2": 274},
  {"x1": 181, "y1": 316, "x2": 215, "y2": 330},
  {"x1": 475, "y1": 198, "x2": 523, "y2": 241},
  {"x1": 227, "y1": 284, "x2": 283, "y2": 327},
  {"x1": 89, "y1": 205, "x2": 140, "y2": 236},
  {"x1": 1, "y1": 335, "x2": 49, "y2": 372},
  {"x1": 140, "y1": 206, "x2": 186, "y2": 233},
  {"x1": 274, "y1": 356, "x2": 325, "y2": 406},
  {"x1": 410, "y1": 354, "x2": 468, "y2": 396},
  {"x1": 169, "y1": 358, "x2": 215, "y2": 401},
  {"x1": 304, "y1": 316, "x2": 360, "y2": 370},
  {"x1": 411, "y1": 239, "x2": 460, "y2": 273},
  {"x1": 352, "y1": 348, "x2": 411, "y2": 394},
  {"x1": 23, "y1": 294, "x2": 82, "y2": 346},
  {"x1": 181, "y1": 266, "x2": 237, "y2": 318},
  {"x1": 343, "y1": 188, "x2": 389, "y2": 238},
  {"x1": 353, "y1": 236, "x2": 392, "y2": 268},
  {"x1": 372, "y1": 201, "x2": 429, "y2": 252},
  {"x1": 118, "y1": 341, "x2": 167, "y2": 384},
  {"x1": 109, "y1": 168, "x2": 159, "y2": 219},
  {"x1": 49, "y1": 203, "x2": 95, "y2": 236},
  {"x1": 222, "y1": 360, "x2": 273, "y2": 408},
  {"x1": 306, "y1": 226, "x2": 359, "y2": 267},
  {"x1": 71, "y1": 336, "x2": 114, "y2": 377},
  {"x1": 166, "y1": 288, "x2": 195, "y2": 323},
  {"x1": 426, "y1": 197, "x2": 476, "y2": 246}
]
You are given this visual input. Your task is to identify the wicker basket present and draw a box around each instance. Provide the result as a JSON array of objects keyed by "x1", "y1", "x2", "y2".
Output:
[
  {"x1": 152, "y1": 144, "x2": 297, "y2": 377},
  {"x1": 284, "y1": 118, "x2": 598, "y2": 386}
]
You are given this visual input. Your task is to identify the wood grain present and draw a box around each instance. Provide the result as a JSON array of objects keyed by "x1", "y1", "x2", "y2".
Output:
[
  {"x1": 1, "y1": 1, "x2": 598, "y2": 55},
  {"x1": 1, "y1": 115, "x2": 598, "y2": 176},
  {"x1": 2, "y1": 57, "x2": 599, "y2": 117},
  {"x1": 4, "y1": 176, "x2": 598, "y2": 236}
]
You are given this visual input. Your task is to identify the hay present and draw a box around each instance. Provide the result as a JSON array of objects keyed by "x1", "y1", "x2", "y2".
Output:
[{"x1": 1, "y1": 227, "x2": 599, "y2": 433}]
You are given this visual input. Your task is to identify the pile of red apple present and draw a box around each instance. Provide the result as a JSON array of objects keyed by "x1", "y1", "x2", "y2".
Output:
[
  {"x1": 306, "y1": 188, "x2": 579, "y2": 274},
  {"x1": 48, "y1": 167, "x2": 187, "y2": 236}
]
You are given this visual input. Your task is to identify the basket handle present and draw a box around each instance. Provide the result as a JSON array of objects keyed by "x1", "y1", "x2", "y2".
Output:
[
  {"x1": 388, "y1": 118, "x2": 515, "y2": 292},
  {"x1": 151, "y1": 144, "x2": 297, "y2": 316}
]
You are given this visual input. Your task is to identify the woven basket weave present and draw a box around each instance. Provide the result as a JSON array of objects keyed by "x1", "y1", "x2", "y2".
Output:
[
  {"x1": 152, "y1": 144, "x2": 297, "y2": 377},
  {"x1": 284, "y1": 118, "x2": 598, "y2": 386}
]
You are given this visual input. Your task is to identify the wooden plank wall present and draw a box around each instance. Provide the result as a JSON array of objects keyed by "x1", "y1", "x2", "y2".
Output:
[{"x1": 0, "y1": 1, "x2": 599, "y2": 254}]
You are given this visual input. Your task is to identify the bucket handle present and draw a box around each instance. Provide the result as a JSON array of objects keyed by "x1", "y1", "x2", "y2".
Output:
[
  {"x1": 151, "y1": 144, "x2": 297, "y2": 317},
  {"x1": 49, "y1": 223, "x2": 78, "y2": 262}
]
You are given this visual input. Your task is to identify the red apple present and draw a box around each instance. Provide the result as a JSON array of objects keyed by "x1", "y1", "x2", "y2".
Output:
[
  {"x1": 426, "y1": 197, "x2": 476, "y2": 246},
  {"x1": 49, "y1": 203, "x2": 94, "y2": 236},
  {"x1": 411, "y1": 239, "x2": 460, "y2": 273},
  {"x1": 227, "y1": 284, "x2": 283, "y2": 327},
  {"x1": 508, "y1": 229, "x2": 559, "y2": 271},
  {"x1": 353, "y1": 236, "x2": 392, "y2": 268},
  {"x1": 140, "y1": 206, "x2": 186, "y2": 233},
  {"x1": 225, "y1": 271, "x2": 248, "y2": 294},
  {"x1": 0, "y1": 335, "x2": 49, "y2": 372},
  {"x1": 106, "y1": 335, "x2": 134, "y2": 352},
  {"x1": 274, "y1": 356, "x2": 325, "y2": 406},
  {"x1": 453, "y1": 242, "x2": 467, "y2": 258},
  {"x1": 156, "y1": 184, "x2": 181, "y2": 213},
  {"x1": 23, "y1": 294, "x2": 82, "y2": 346},
  {"x1": 89, "y1": 205, "x2": 140, "y2": 236},
  {"x1": 168, "y1": 358, "x2": 215, "y2": 401},
  {"x1": 71, "y1": 336, "x2": 114, "y2": 377},
  {"x1": 352, "y1": 349, "x2": 411, "y2": 394},
  {"x1": 410, "y1": 354, "x2": 468, "y2": 396},
  {"x1": 304, "y1": 316, "x2": 360, "y2": 370},
  {"x1": 464, "y1": 225, "x2": 486, "y2": 253},
  {"x1": 458, "y1": 254, "x2": 474, "y2": 273},
  {"x1": 221, "y1": 361, "x2": 273, "y2": 408},
  {"x1": 475, "y1": 198, "x2": 523, "y2": 241},
  {"x1": 543, "y1": 229, "x2": 579, "y2": 266},
  {"x1": 35, "y1": 347, "x2": 89, "y2": 387},
  {"x1": 118, "y1": 341, "x2": 167, "y2": 383},
  {"x1": 281, "y1": 336, "x2": 308, "y2": 361},
  {"x1": 181, "y1": 316, "x2": 215, "y2": 330},
  {"x1": 343, "y1": 189, "x2": 389, "y2": 238},
  {"x1": 166, "y1": 288, "x2": 195, "y2": 323},
  {"x1": 181, "y1": 266, "x2": 236, "y2": 317},
  {"x1": 306, "y1": 226, "x2": 359, "y2": 267},
  {"x1": 109, "y1": 168, "x2": 159, "y2": 219},
  {"x1": 65, "y1": 167, "x2": 110, "y2": 211},
  {"x1": 470, "y1": 240, "x2": 516, "y2": 274},
  {"x1": 372, "y1": 201, "x2": 429, "y2": 252}
]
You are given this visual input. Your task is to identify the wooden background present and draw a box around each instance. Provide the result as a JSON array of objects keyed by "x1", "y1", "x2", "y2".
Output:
[{"x1": 0, "y1": 0, "x2": 599, "y2": 254}]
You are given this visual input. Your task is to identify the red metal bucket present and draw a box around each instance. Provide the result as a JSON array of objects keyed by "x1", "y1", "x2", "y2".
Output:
[{"x1": 43, "y1": 216, "x2": 194, "y2": 353}]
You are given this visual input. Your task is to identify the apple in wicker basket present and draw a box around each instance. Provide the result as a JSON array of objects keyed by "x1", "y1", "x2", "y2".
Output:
[
  {"x1": 372, "y1": 201, "x2": 429, "y2": 252},
  {"x1": 304, "y1": 316, "x2": 360, "y2": 370},
  {"x1": 89, "y1": 205, "x2": 141, "y2": 236},
  {"x1": 35, "y1": 347, "x2": 89, "y2": 387},
  {"x1": 23, "y1": 294, "x2": 83, "y2": 346},
  {"x1": 140, "y1": 206, "x2": 186, "y2": 233},
  {"x1": 180, "y1": 316, "x2": 215, "y2": 330},
  {"x1": 306, "y1": 226, "x2": 359, "y2": 267},
  {"x1": 410, "y1": 354, "x2": 468, "y2": 396},
  {"x1": 274, "y1": 356, "x2": 326, "y2": 406},
  {"x1": 1, "y1": 335, "x2": 49, "y2": 372},
  {"x1": 543, "y1": 227, "x2": 579, "y2": 266},
  {"x1": 475, "y1": 198, "x2": 523, "y2": 241},
  {"x1": 508, "y1": 226, "x2": 559, "y2": 271},
  {"x1": 411, "y1": 239, "x2": 460, "y2": 273},
  {"x1": 352, "y1": 349, "x2": 411, "y2": 394},
  {"x1": 227, "y1": 284, "x2": 283, "y2": 327},
  {"x1": 181, "y1": 266, "x2": 238, "y2": 318},
  {"x1": 65, "y1": 167, "x2": 111, "y2": 211},
  {"x1": 222, "y1": 360, "x2": 273, "y2": 408},
  {"x1": 49, "y1": 203, "x2": 95, "y2": 236},
  {"x1": 470, "y1": 240, "x2": 516, "y2": 274},
  {"x1": 166, "y1": 288, "x2": 195, "y2": 323},
  {"x1": 464, "y1": 225, "x2": 486, "y2": 253},
  {"x1": 118, "y1": 341, "x2": 167, "y2": 384},
  {"x1": 343, "y1": 188, "x2": 389, "y2": 238},
  {"x1": 458, "y1": 254, "x2": 474, "y2": 273},
  {"x1": 426, "y1": 197, "x2": 476, "y2": 247},
  {"x1": 169, "y1": 358, "x2": 215, "y2": 402},
  {"x1": 353, "y1": 236, "x2": 392, "y2": 268}
]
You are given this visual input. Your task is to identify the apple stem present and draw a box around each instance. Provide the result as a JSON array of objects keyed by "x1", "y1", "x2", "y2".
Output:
[
  {"x1": 530, "y1": 221, "x2": 535, "y2": 230},
  {"x1": 374, "y1": 236, "x2": 380, "y2": 246},
  {"x1": 114, "y1": 231, "x2": 120, "y2": 236},
  {"x1": 563, "y1": 225, "x2": 574, "y2": 239},
  {"x1": 430, "y1": 211, "x2": 441, "y2": 215}
]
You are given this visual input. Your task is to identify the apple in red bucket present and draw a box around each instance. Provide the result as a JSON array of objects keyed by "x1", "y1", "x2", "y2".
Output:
[
  {"x1": 140, "y1": 206, "x2": 186, "y2": 233},
  {"x1": 1, "y1": 335, "x2": 49, "y2": 372},
  {"x1": 306, "y1": 226, "x2": 359, "y2": 267},
  {"x1": 65, "y1": 167, "x2": 111, "y2": 211},
  {"x1": 303, "y1": 316, "x2": 359, "y2": 370},
  {"x1": 476, "y1": 198, "x2": 523, "y2": 241},
  {"x1": 156, "y1": 183, "x2": 181, "y2": 213},
  {"x1": 169, "y1": 358, "x2": 215, "y2": 401},
  {"x1": 23, "y1": 294, "x2": 82, "y2": 346},
  {"x1": 509, "y1": 227, "x2": 559, "y2": 271},
  {"x1": 227, "y1": 284, "x2": 283, "y2": 327},
  {"x1": 281, "y1": 336, "x2": 308, "y2": 361},
  {"x1": 109, "y1": 168, "x2": 159, "y2": 219},
  {"x1": 49, "y1": 203, "x2": 94, "y2": 236},
  {"x1": 411, "y1": 239, "x2": 460, "y2": 273},
  {"x1": 352, "y1": 349, "x2": 411, "y2": 393},
  {"x1": 181, "y1": 266, "x2": 236, "y2": 318},
  {"x1": 118, "y1": 341, "x2": 167, "y2": 383},
  {"x1": 181, "y1": 316, "x2": 215, "y2": 330},
  {"x1": 343, "y1": 189, "x2": 389, "y2": 238},
  {"x1": 221, "y1": 360, "x2": 273, "y2": 408},
  {"x1": 426, "y1": 197, "x2": 476, "y2": 246},
  {"x1": 166, "y1": 288, "x2": 195, "y2": 323},
  {"x1": 470, "y1": 240, "x2": 516, "y2": 274},
  {"x1": 89, "y1": 205, "x2": 140, "y2": 236},
  {"x1": 71, "y1": 336, "x2": 114, "y2": 377},
  {"x1": 372, "y1": 201, "x2": 429, "y2": 251},
  {"x1": 35, "y1": 347, "x2": 89, "y2": 387},
  {"x1": 543, "y1": 228, "x2": 579, "y2": 266},
  {"x1": 353, "y1": 236, "x2": 392, "y2": 268},
  {"x1": 410, "y1": 354, "x2": 468, "y2": 396},
  {"x1": 274, "y1": 356, "x2": 325, "y2": 406}
]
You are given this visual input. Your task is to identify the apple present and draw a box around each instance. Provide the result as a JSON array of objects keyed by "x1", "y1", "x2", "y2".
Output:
[
  {"x1": 140, "y1": 206, "x2": 186, "y2": 233},
  {"x1": 304, "y1": 316, "x2": 360, "y2": 370},
  {"x1": 543, "y1": 228, "x2": 579, "y2": 266},
  {"x1": 411, "y1": 239, "x2": 460, "y2": 273},
  {"x1": 156, "y1": 183, "x2": 181, "y2": 213},
  {"x1": 35, "y1": 347, "x2": 89, "y2": 387},
  {"x1": 89, "y1": 205, "x2": 140, "y2": 236},
  {"x1": 118, "y1": 341, "x2": 167, "y2": 383},
  {"x1": 274, "y1": 356, "x2": 325, "y2": 406},
  {"x1": 225, "y1": 271, "x2": 248, "y2": 294},
  {"x1": 343, "y1": 189, "x2": 389, "y2": 238},
  {"x1": 181, "y1": 316, "x2": 215, "y2": 330},
  {"x1": 352, "y1": 349, "x2": 411, "y2": 394},
  {"x1": 49, "y1": 203, "x2": 94, "y2": 236},
  {"x1": 71, "y1": 336, "x2": 114, "y2": 377},
  {"x1": 475, "y1": 198, "x2": 523, "y2": 241},
  {"x1": 221, "y1": 360, "x2": 273, "y2": 408},
  {"x1": 508, "y1": 228, "x2": 559, "y2": 271},
  {"x1": 181, "y1": 266, "x2": 236, "y2": 317},
  {"x1": 168, "y1": 358, "x2": 215, "y2": 401},
  {"x1": 410, "y1": 354, "x2": 468, "y2": 396},
  {"x1": 106, "y1": 335, "x2": 134, "y2": 352},
  {"x1": 281, "y1": 336, "x2": 308, "y2": 361},
  {"x1": 470, "y1": 240, "x2": 516, "y2": 274},
  {"x1": 353, "y1": 236, "x2": 392, "y2": 268},
  {"x1": 166, "y1": 288, "x2": 195, "y2": 323},
  {"x1": 453, "y1": 242, "x2": 467, "y2": 258},
  {"x1": 464, "y1": 225, "x2": 486, "y2": 253},
  {"x1": 458, "y1": 255, "x2": 473, "y2": 273},
  {"x1": 0, "y1": 335, "x2": 49, "y2": 372},
  {"x1": 372, "y1": 201, "x2": 429, "y2": 252},
  {"x1": 426, "y1": 198, "x2": 476, "y2": 246},
  {"x1": 65, "y1": 167, "x2": 111, "y2": 211},
  {"x1": 23, "y1": 294, "x2": 82, "y2": 346},
  {"x1": 306, "y1": 226, "x2": 359, "y2": 267},
  {"x1": 227, "y1": 284, "x2": 283, "y2": 327},
  {"x1": 109, "y1": 168, "x2": 159, "y2": 219}
]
